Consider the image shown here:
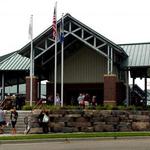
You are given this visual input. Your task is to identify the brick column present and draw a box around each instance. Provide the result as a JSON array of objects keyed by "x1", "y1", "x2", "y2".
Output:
[
  {"x1": 26, "y1": 76, "x2": 38, "y2": 102},
  {"x1": 104, "y1": 74, "x2": 117, "y2": 105}
]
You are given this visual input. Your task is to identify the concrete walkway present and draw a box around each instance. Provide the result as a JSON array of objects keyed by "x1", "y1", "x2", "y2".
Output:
[{"x1": 0, "y1": 133, "x2": 25, "y2": 136}]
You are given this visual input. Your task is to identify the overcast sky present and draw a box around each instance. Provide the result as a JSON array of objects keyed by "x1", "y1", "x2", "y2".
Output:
[{"x1": 0, "y1": 0, "x2": 150, "y2": 88}]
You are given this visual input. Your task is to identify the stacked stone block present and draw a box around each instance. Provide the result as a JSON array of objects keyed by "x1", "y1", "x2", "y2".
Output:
[{"x1": 28, "y1": 109, "x2": 150, "y2": 133}]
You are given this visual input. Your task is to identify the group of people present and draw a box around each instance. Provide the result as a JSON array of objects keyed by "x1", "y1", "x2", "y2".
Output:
[
  {"x1": 0, "y1": 107, "x2": 18, "y2": 134},
  {"x1": 47, "y1": 94, "x2": 61, "y2": 106},
  {"x1": 3, "y1": 94, "x2": 25, "y2": 110},
  {"x1": 77, "y1": 93, "x2": 97, "y2": 108},
  {"x1": 11, "y1": 94, "x2": 25, "y2": 110}
]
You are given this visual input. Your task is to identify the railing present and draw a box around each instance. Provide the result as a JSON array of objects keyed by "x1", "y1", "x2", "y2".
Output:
[
  {"x1": 24, "y1": 100, "x2": 44, "y2": 134},
  {"x1": 131, "y1": 84, "x2": 145, "y2": 99},
  {"x1": 32, "y1": 99, "x2": 46, "y2": 110},
  {"x1": 0, "y1": 99, "x2": 7, "y2": 110}
]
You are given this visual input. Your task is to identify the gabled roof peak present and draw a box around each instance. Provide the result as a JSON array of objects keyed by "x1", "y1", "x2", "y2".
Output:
[{"x1": 18, "y1": 13, "x2": 127, "y2": 57}]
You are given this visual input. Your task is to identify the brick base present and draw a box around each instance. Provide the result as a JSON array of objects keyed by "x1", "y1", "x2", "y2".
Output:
[{"x1": 103, "y1": 100, "x2": 116, "y2": 105}]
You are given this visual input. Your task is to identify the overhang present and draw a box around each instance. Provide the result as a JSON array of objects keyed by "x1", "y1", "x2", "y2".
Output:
[
  {"x1": 0, "y1": 52, "x2": 30, "y2": 71},
  {"x1": 120, "y1": 43, "x2": 150, "y2": 68}
]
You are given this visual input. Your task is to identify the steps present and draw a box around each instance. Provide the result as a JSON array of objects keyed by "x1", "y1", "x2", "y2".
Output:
[{"x1": 4, "y1": 110, "x2": 32, "y2": 134}]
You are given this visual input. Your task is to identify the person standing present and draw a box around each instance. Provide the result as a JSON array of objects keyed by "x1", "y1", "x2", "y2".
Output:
[
  {"x1": 38, "y1": 109, "x2": 49, "y2": 133},
  {"x1": 56, "y1": 93, "x2": 61, "y2": 106},
  {"x1": 10, "y1": 107, "x2": 18, "y2": 134},
  {"x1": 91, "y1": 96, "x2": 97, "y2": 109},
  {"x1": 77, "y1": 93, "x2": 85, "y2": 108},
  {"x1": 0, "y1": 107, "x2": 6, "y2": 134}
]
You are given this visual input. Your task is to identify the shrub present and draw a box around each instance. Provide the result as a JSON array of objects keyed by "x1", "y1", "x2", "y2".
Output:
[{"x1": 22, "y1": 104, "x2": 33, "y2": 110}]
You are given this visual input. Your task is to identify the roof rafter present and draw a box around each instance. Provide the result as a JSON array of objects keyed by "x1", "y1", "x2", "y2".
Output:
[
  {"x1": 42, "y1": 39, "x2": 78, "y2": 66},
  {"x1": 18, "y1": 14, "x2": 127, "y2": 63}
]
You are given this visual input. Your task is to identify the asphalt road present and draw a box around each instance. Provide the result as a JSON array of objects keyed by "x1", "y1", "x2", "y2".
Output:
[{"x1": 1, "y1": 138, "x2": 150, "y2": 150}]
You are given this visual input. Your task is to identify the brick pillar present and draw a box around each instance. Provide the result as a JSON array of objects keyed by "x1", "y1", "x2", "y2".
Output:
[
  {"x1": 104, "y1": 74, "x2": 117, "y2": 105},
  {"x1": 26, "y1": 76, "x2": 38, "y2": 102}
]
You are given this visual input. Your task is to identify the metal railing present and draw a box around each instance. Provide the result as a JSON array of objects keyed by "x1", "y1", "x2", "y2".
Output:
[{"x1": 0, "y1": 99, "x2": 7, "y2": 110}]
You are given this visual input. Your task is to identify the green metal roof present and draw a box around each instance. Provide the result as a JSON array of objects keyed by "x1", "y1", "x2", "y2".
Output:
[
  {"x1": 120, "y1": 43, "x2": 150, "y2": 68},
  {"x1": 0, "y1": 52, "x2": 30, "y2": 71},
  {"x1": 0, "y1": 51, "x2": 17, "y2": 62}
]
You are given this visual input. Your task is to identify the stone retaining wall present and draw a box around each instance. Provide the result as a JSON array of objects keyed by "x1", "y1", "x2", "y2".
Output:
[{"x1": 29, "y1": 109, "x2": 150, "y2": 133}]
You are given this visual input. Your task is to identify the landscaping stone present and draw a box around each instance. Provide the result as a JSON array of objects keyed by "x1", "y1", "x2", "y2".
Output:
[
  {"x1": 20, "y1": 109, "x2": 150, "y2": 133},
  {"x1": 132, "y1": 122, "x2": 150, "y2": 131}
]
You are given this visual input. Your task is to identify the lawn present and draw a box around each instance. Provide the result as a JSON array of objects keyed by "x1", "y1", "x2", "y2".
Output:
[{"x1": 1, "y1": 132, "x2": 150, "y2": 141}]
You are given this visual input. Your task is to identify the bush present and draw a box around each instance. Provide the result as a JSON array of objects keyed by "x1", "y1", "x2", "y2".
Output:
[
  {"x1": 22, "y1": 104, "x2": 33, "y2": 110},
  {"x1": 22, "y1": 101, "x2": 148, "y2": 111}
]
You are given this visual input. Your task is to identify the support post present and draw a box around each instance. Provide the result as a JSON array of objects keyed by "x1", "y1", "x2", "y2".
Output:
[
  {"x1": 145, "y1": 77, "x2": 147, "y2": 107},
  {"x1": 125, "y1": 70, "x2": 129, "y2": 106},
  {"x1": 54, "y1": 3, "x2": 57, "y2": 106},
  {"x1": 16, "y1": 77, "x2": 19, "y2": 94},
  {"x1": 1, "y1": 73, "x2": 5, "y2": 100},
  {"x1": 61, "y1": 14, "x2": 64, "y2": 107},
  {"x1": 107, "y1": 46, "x2": 110, "y2": 74},
  {"x1": 38, "y1": 80, "x2": 41, "y2": 99},
  {"x1": 110, "y1": 47, "x2": 113, "y2": 74},
  {"x1": 132, "y1": 77, "x2": 135, "y2": 105}
]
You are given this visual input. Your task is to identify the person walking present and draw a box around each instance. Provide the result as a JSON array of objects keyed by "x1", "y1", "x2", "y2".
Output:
[{"x1": 10, "y1": 107, "x2": 18, "y2": 134}]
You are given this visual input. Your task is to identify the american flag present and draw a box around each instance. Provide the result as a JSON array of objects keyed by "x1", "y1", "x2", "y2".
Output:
[{"x1": 52, "y1": 3, "x2": 57, "y2": 39}]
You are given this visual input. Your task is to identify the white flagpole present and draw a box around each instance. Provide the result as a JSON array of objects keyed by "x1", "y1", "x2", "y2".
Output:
[
  {"x1": 29, "y1": 15, "x2": 33, "y2": 107},
  {"x1": 54, "y1": 2, "x2": 57, "y2": 105},
  {"x1": 61, "y1": 13, "x2": 64, "y2": 107}
]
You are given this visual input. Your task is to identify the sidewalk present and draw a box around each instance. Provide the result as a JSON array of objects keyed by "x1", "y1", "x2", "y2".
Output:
[{"x1": 0, "y1": 133, "x2": 25, "y2": 136}]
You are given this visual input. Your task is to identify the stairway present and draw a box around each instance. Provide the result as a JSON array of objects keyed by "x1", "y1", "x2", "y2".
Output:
[{"x1": 4, "y1": 110, "x2": 32, "y2": 134}]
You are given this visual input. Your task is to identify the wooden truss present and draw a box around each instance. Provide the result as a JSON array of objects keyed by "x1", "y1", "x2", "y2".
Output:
[{"x1": 33, "y1": 15, "x2": 125, "y2": 74}]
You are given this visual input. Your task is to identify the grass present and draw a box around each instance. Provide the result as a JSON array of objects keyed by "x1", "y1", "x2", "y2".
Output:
[{"x1": 1, "y1": 132, "x2": 150, "y2": 141}]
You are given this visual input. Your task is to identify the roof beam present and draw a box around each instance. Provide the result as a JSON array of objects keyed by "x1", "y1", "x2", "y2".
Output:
[
  {"x1": 94, "y1": 37, "x2": 96, "y2": 47},
  {"x1": 34, "y1": 43, "x2": 55, "y2": 60},
  {"x1": 42, "y1": 39, "x2": 78, "y2": 66},
  {"x1": 97, "y1": 43, "x2": 107, "y2": 49},
  {"x1": 72, "y1": 28, "x2": 81, "y2": 33},
  {"x1": 34, "y1": 19, "x2": 120, "y2": 61},
  {"x1": 84, "y1": 35, "x2": 93, "y2": 41},
  {"x1": 36, "y1": 47, "x2": 45, "y2": 51},
  {"x1": 71, "y1": 20, "x2": 106, "y2": 43},
  {"x1": 34, "y1": 33, "x2": 70, "y2": 60},
  {"x1": 71, "y1": 32, "x2": 107, "y2": 58},
  {"x1": 48, "y1": 38, "x2": 55, "y2": 42}
]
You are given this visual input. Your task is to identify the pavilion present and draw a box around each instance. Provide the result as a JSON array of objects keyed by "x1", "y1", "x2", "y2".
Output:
[{"x1": 0, "y1": 14, "x2": 149, "y2": 106}]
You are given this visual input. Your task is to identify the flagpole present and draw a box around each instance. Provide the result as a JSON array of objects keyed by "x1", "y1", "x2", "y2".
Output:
[
  {"x1": 61, "y1": 13, "x2": 64, "y2": 107},
  {"x1": 30, "y1": 14, "x2": 33, "y2": 107},
  {"x1": 54, "y1": 2, "x2": 57, "y2": 105}
]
